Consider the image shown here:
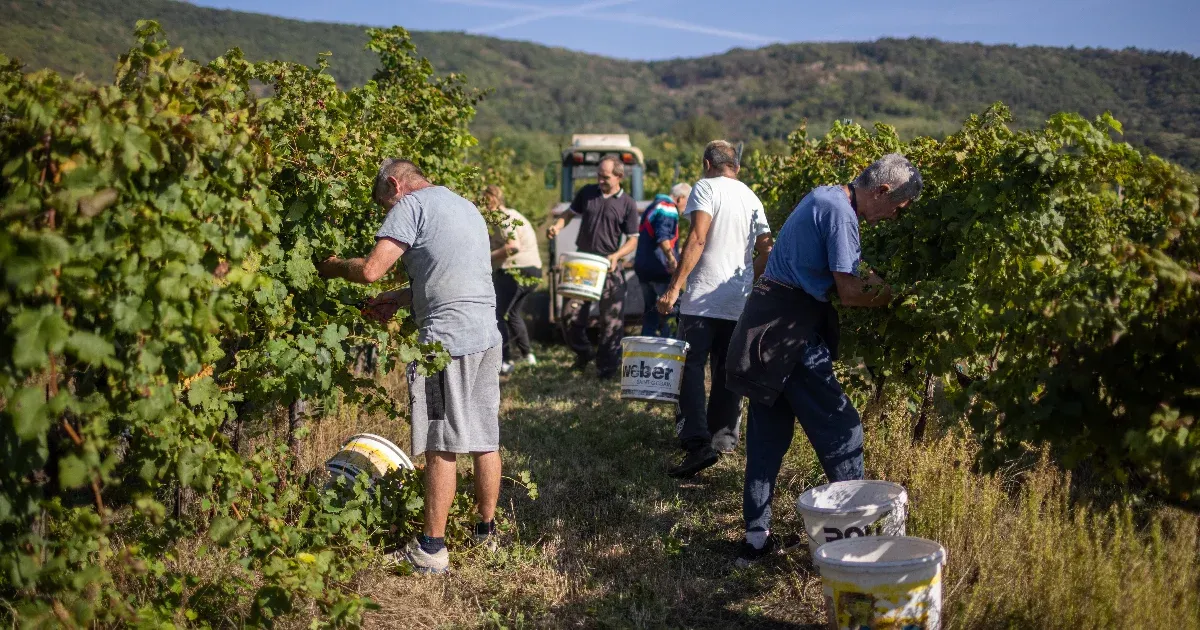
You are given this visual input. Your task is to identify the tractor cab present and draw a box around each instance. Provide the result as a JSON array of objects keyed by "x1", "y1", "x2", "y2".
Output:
[
  {"x1": 543, "y1": 134, "x2": 656, "y2": 330},
  {"x1": 554, "y1": 134, "x2": 647, "y2": 203}
]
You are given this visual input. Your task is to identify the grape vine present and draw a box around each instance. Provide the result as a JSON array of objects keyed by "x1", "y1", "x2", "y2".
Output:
[
  {"x1": 1, "y1": 22, "x2": 499, "y2": 626},
  {"x1": 748, "y1": 105, "x2": 1200, "y2": 504}
]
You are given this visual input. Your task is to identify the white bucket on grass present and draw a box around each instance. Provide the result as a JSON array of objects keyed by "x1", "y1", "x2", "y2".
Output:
[
  {"x1": 325, "y1": 433, "x2": 414, "y2": 486},
  {"x1": 814, "y1": 536, "x2": 946, "y2": 630},
  {"x1": 797, "y1": 480, "x2": 908, "y2": 556},
  {"x1": 558, "y1": 252, "x2": 610, "y2": 301},
  {"x1": 620, "y1": 336, "x2": 689, "y2": 404}
]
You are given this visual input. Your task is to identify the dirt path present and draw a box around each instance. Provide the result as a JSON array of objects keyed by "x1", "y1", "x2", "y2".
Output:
[{"x1": 360, "y1": 344, "x2": 829, "y2": 629}]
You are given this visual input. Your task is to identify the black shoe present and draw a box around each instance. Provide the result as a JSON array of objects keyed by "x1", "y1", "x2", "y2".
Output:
[
  {"x1": 571, "y1": 354, "x2": 593, "y2": 371},
  {"x1": 667, "y1": 446, "x2": 720, "y2": 479},
  {"x1": 735, "y1": 535, "x2": 778, "y2": 568}
]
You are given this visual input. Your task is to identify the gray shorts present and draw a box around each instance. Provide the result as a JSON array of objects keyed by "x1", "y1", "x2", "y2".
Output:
[{"x1": 407, "y1": 344, "x2": 502, "y2": 456}]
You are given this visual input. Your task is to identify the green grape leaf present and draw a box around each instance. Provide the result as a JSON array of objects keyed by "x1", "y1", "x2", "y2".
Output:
[
  {"x1": 8, "y1": 386, "x2": 49, "y2": 441},
  {"x1": 65, "y1": 331, "x2": 116, "y2": 366},
  {"x1": 9, "y1": 307, "x2": 70, "y2": 369},
  {"x1": 59, "y1": 455, "x2": 89, "y2": 489},
  {"x1": 209, "y1": 515, "x2": 240, "y2": 545}
]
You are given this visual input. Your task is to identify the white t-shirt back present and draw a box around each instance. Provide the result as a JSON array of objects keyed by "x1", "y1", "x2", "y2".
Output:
[{"x1": 680, "y1": 176, "x2": 771, "y2": 321}]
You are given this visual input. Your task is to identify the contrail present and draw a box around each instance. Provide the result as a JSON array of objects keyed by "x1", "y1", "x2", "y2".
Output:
[
  {"x1": 434, "y1": 0, "x2": 547, "y2": 10},
  {"x1": 455, "y1": 0, "x2": 638, "y2": 34},
  {"x1": 433, "y1": 0, "x2": 776, "y2": 45},
  {"x1": 597, "y1": 13, "x2": 776, "y2": 45}
]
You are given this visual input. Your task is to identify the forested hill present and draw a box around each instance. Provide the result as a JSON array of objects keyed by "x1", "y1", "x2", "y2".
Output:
[{"x1": 6, "y1": 0, "x2": 1199, "y2": 167}]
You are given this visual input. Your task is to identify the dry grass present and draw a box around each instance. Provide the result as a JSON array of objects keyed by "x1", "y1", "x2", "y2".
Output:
[
  {"x1": 869, "y1": 402, "x2": 1200, "y2": 629},
  {"x1": 292, "y1": 343, "x2": 1199, "y2": 629}
]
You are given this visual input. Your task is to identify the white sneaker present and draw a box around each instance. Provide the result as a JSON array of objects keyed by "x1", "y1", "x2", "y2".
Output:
[
  {"x1": 395, "y1": 537, "x2": 449, "y2": 574},
  {"x1": 499, "y1": 361, "x2": 515, "y2": 375},
  {"x1": 525, "y1": 354, "x2": 537, "y2": 366}
]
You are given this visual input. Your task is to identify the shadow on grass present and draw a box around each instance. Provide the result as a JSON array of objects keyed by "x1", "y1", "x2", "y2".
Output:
[{"x1": 490, "y1": 343, "x2": 827, "y2": 629}]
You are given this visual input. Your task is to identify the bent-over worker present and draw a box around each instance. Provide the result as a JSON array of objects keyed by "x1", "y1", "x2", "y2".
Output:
[
  {"x1": 726, "y1": 153, "x2": 923, "y2": 567},
  {"x1": 317, "y1": 159, "x2": 503, "y2": 574}
]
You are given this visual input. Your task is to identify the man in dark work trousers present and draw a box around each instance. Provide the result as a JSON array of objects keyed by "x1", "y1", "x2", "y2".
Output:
[{"x1": 546, "y1": 156, "x2": 640, "y2": 379}]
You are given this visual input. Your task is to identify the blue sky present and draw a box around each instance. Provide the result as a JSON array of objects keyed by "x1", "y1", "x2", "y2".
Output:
[{"x1": 191, "y1": 0, "x2": 1199, "y2": 60}]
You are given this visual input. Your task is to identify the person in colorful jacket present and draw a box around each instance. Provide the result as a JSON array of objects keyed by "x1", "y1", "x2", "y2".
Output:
[{"x1": 633, "y1": 183, "x2": 691, "y2": 337}]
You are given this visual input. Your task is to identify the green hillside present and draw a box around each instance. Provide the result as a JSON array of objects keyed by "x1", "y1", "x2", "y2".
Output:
[{"x1": 5, "y1": 0, "x2": 1199, "y2": 167}]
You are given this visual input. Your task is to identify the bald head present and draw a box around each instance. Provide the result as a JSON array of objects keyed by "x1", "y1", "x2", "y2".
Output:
[{"x1": 373, "y1": 158, "x2": 429, "y2": 207}]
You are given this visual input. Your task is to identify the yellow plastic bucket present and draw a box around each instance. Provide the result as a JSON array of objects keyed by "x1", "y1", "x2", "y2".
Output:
[
  {"x1": 558, "y1": 252, "x2": 610, "y2": 301},
  {"x1": 325, "y1": 433, "x2": 414, "y2": 486},
  {"x1": 814, "y1": 536, "x2": 946, "y2": 630},
  {"x1": 620, "y1": 336, "x2": 689, "y2": 404}
]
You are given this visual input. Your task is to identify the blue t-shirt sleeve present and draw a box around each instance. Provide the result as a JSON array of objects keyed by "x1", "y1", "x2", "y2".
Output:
[
  {"x1": 826, "y1": 221, "x2": 861, "y2": 274},
  {"x1": 651, "y1": 211, "x2": 678, "y2": 244},
  {"x1": 376, "y1": 195, "x2": 421, "y2": 248}
]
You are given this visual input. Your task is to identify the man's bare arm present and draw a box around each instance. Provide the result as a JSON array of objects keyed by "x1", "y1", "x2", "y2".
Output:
[
  {"x1": 546, "y1": 210, "x2": 575, "y2": 239},
  {"x1": 317, "y1": 238, "x2": 408, "y2": 284},
  {"x1": 658, "y1": 240, "x2": 678, "y2": 273},
  {"x1": 832, "y1": 270, "x2": 892, "y2": 307},
  {"x1": 657, "y1": 210, "x2": 712, "y2": 314},
  {"x1": 753, "y1": 232, "x2": 774, "y2": 279},
  {"x1": 607, "y1": 234, "x2": 639, "y2": 271},
  {"x1": 668, "y1": 211, "x2": 711, "y2": 293},
  {"x1": 361, "y1": 287, "x2": 413, "y2": 324}
]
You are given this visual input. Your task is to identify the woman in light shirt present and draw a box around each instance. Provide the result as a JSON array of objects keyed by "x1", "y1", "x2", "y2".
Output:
[{"x1": 485, "y1": 186, "x2": 544, "y2": 374}]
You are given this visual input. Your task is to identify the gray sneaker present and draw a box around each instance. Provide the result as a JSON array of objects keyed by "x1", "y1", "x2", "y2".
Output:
[
  {"x1": 473, "y1": 521, "x2": 499, "y2": 553},
  {"x1": 398, "y1": 537, "x2": 449, "y2": 574},
  {"x1": 473, "y1": 531, "x2": 499, "y2": 553}
]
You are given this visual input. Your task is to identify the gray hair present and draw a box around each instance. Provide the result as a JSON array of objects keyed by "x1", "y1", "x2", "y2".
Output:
[
  {"x1": 670, "y1": 182, "x2": 692, "y2": 199},
  {"x1": 853, "y1": 153, "x2": 922, "y2": 203},
  {"x1": 598, "y1": 155, "x2": 625, "y2": 178},
  {"x1": 373, "y1": 158, "x2": 425, "y2": 202},
  {"x1": 703, "y1": 140, "x2": 738, "y2": 172}
]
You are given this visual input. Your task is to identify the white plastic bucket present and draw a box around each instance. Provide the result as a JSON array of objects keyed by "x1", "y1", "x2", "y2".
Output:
[
  {"x1": 558, "y1": 252, "x2": 610, "y2": 301},
  {"x1": 797, "y1": 480, "x2": 908, "y2": 556},
  {"x1": 325, "y1": 433, "x2": 414, "y2": 486},
  {"x1": 814, "y1": 536, "x2": 946, "y2": 630},
  {"x1": 620, "y1": 336, "x2": 689, "y2": 403}
]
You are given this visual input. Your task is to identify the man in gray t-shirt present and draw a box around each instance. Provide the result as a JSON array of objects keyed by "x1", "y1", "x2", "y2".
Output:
[
  {"x1": 317, "y1": 159, "x2": 502, "y2": 575},
  {"x1": 374, "y1": 185, "x2": 501, "y2": 356}
]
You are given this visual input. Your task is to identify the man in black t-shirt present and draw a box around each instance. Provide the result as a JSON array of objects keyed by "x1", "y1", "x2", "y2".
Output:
[{"x1": 547, "y1": 156, "x2": 640, "y2": 378}]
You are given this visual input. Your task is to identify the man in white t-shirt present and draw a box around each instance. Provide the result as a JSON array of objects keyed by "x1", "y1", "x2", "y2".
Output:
[{"x1": 657, "y1": 140, "x2": 773, "y2": 478}]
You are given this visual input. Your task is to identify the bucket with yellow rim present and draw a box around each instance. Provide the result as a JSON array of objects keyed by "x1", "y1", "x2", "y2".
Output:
[
  {"x1": 558, "y1": 252, "x2": 610, "y2": 301},
  {"x1": 620, "y1": 336, "x2": 689, "y2": 404},
  {"x1": 326, "y1": 433, "x2": 414, "y2": 486}
]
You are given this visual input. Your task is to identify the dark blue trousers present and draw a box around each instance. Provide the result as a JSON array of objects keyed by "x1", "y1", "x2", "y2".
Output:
[
  {"x1": 743, "y1": 339, "x2": 864, "y2": 534},
  {"x1": 638, "y1": 278, "x2": 675, "y2": 338},
  {"x1": 676, "y1": 315, "x2": 742, "y2": 452}
]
